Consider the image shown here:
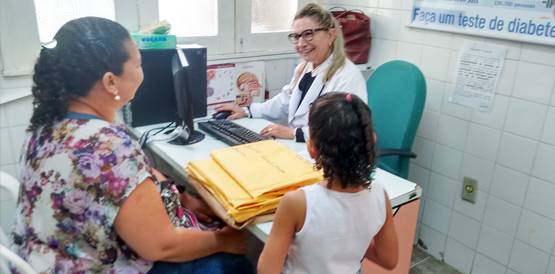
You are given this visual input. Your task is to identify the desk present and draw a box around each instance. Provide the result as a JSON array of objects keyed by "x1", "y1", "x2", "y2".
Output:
[{"x1": 129, "y1": 116, "x2": 421, "y2": 274}]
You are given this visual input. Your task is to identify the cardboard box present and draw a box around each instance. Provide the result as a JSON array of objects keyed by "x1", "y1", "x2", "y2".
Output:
[{"x1": 131, "y1": 33, "x2": 176, "y2": 50}]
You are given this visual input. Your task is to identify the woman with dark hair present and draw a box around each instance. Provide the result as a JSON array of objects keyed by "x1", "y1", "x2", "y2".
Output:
[
  {"x1": 258, "y1": 92, "x2": 398, "y2": 274},
  {"x1": 215, "y1": 3, "x2": 367, "y2": 142},
  {"x1": 12, "y1": 17, "x2": 252, "y2": 273}
]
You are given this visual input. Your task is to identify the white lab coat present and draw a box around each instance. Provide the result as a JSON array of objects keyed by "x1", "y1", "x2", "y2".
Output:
[{"x1": 249, "y1": 55, "x2": 367, "y2": 140}]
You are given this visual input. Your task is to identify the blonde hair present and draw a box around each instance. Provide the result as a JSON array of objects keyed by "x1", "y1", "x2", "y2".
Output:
[{"x1": 293, "y1": 3, "x2": 346, "y2": 84}]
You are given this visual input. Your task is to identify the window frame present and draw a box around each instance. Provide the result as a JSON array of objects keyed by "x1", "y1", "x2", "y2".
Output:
[
  {"x1": 0, "y1": 0, "x2": 314, "y2": 77},
  {"x1": 234, "y1": 0, "x2": 312, "y2": 53},
  {"x1": 0, "y1": 0, "x2": 141, "y2": 76},
  {"x1": 1, "y1": 0, "x2": 42, "y2": 76},
  {"x1": 138, "y1": 0, "x2": 236, "y2": 55},
  {"x1": 138, "y1": 0, "x2": 314, "y2": 55}
]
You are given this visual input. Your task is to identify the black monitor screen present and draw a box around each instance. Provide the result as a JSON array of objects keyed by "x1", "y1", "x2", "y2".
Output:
[
  {"x1": 126, "y1": 49, "x2": 177, "y2": 127},
  {"x1": 169, "y1": 46, "x2": 207, "y2": 145}
]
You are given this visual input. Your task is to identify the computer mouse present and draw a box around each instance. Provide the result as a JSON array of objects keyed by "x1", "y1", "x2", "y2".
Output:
[{"x1": 212, "y1": 111, "x2": 233, "y2": 120}]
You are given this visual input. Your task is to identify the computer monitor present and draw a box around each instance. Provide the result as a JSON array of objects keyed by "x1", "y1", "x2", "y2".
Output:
[{"x1": 169, "y1": 46, "x2": 208, "y2": 145}]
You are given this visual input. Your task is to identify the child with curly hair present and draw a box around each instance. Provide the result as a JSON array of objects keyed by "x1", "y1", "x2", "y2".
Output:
[{"x1": 257, "y1": 92, "x2": 399, "y2": 274}]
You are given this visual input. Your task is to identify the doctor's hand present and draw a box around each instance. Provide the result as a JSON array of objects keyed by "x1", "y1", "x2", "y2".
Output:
[
  {"x1": 214, "y1": 105, "x2": 248, "y2": 120},
  {"x1": 261, "y1": 124, "x2": 295, "y2": 140}
]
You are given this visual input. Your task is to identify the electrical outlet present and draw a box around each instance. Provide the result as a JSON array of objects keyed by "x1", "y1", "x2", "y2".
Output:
[{"x1": 462, "y1": 177, "x2": 478, "y2": 203}]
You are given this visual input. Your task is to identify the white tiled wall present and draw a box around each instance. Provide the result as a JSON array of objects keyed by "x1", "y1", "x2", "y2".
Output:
[
  {"x1": 427, "y1": 172, "x2": 457, "y2": 208},
  {"x1": 327, "y1": 0, "x2": 555, "y2": 273},
  {"x1": 448, "y1": 211, "x2": 481, "y2": 249},
  {"x1": 444, "y1": 238, "x2": 475, "y2": 273},
  {"x1": 473, "y1": 253, "x2": 508, "y2": 274},
  {"x1": 524, "y1": 178, "x2": 555, "y2": 221},
  {"x1": 477, "y1": 224, "x2": 514, "y2": 265},
  {"x1": 509, "y1": 240, "x2": 551, "y2": 274},
  {"x1": 483, "y1": 196, "x2": 521, "y2": 237},
  {"x1": 515, "y1": 210, "x2": 555, "y2": 254},
  {"x1": 0, "y1": 79, "x2": 34, "y2": 180},
  {"x1": 542, "y1": 107, "x2": 555, "y2": 145},
  {"x1": 489, "y1": 165, "x2": 529, "y2": 206},
  {"x1": 459, "y1": 154, "x2": 494, "y2": 193}
]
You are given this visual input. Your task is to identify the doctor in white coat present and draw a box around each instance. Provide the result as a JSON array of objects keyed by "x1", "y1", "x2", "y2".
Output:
[{"x1": 215, "y1": 3, "x2": 367, "y2": 142}]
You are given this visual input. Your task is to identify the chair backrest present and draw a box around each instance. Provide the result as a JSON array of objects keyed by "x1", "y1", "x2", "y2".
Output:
[
  {"x1": 366, "y1": 60, "x2": 426, "y2": 179},
  {"x1": 0, "y1": 227, "x2": 10, "y2": 274},
  {"x1": 0, "y1": 171, "x2": 20, "y2": 234},
  {"x1": 0, "y1": 243, "x2": 37, "y2": 274},
  {"x1": 0, "y1": 172, "x2": 36, "y2": 273}
]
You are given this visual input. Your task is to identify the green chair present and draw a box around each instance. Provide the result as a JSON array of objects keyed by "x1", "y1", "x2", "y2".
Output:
[{"x1": 366, "y1": 60, "x2": 426, "y2": 179}]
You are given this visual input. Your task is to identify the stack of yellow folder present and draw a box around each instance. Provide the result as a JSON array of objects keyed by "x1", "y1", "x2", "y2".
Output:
[{"x1": 185, "y1": 140, "x2": 323, "y2": 226}]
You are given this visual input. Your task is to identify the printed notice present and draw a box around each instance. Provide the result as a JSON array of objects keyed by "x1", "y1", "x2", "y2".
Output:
[{"x1": 449, "y1": 41, "x2": 507, "y2": 112}]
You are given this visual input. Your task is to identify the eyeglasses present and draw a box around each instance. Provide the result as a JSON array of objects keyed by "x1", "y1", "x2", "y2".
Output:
[{"x1": 288, "y1": 28, "x2": 329, "y2": 44}]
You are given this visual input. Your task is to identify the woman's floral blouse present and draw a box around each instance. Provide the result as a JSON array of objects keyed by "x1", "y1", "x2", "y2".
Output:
[{"x1": 11, "y1": 115, "x2": 156, "y2": 273}]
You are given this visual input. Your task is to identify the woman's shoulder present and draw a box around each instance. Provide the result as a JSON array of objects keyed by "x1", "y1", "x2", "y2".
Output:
[
  {"x1": 66, "y1": 119, "x2": 141, "y2": 156},
  {"x1": 72, "y1": 119, "x2": 132, "y2": 139},
  {"x1": 338, "y1": 58, "x2": 362, "y2": 74},
  {"x1": 327, "y1": 61, "x2": 365, "y2": 85}
]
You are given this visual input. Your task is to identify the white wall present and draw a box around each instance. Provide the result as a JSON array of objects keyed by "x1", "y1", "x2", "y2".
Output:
[
  {"x1": 0, "y1": 72, "x2": 34, "y2": 180},
  {"x1": 323, "y1": 0, "x2": 555, "y2": 273}
]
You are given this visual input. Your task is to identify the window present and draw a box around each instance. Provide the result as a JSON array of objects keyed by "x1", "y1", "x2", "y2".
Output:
[
  {"x1": 1, "y1": 0, "x2": 312, "y2": 76},
  {"x1": 34, "y1": 0, "x2": 115, "y2": 43},
  {"x1": 158, "y1": 0, "x2": 217, "y2": 37},
  {"x1": 235, "y1": 0, "x2": 305, "y2": 53},
  {"x1": 142, "y1": 0, "x2": 311, "y2": 55},
  {"x1": 1, "y1": 0, "x2": 121, "y2": 75},
  {"x1": 251, "y1": 0, "x2": 298, "y2": 33}
]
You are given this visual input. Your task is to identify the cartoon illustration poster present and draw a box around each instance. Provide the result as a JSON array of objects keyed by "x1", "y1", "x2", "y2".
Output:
[
  {"x1": 234, "y1": 61, "x2": 265, "y2": 106},
  {"x1": 207, "y1": 64, "x2": 235, "y2": 106}
]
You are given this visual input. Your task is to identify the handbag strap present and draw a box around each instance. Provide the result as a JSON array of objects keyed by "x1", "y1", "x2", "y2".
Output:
[
  {"x1": 329, "y1": 6, "x2": 347, "y2": 12},
  {"x1": 335, "y1": 9, "x2": 367, "y2": 18}
]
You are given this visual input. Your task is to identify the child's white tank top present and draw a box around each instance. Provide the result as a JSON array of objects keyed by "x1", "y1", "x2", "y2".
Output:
[{"x1": 282, "y1": 181, "x2": 386, "y2": 274}]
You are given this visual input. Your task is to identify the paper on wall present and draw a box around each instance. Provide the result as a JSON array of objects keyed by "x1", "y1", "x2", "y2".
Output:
[
  {"x1": 234, "y1": 61, "x2": 265, "y2": 106},
  {"x1": 449, "y1": 41, "x2": 507, "y2": 113},
  {"x1": 207, "y1": 64, "x2": 236, "y2": 106}
]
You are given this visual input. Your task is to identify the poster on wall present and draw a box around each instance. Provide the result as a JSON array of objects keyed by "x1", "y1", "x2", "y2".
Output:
[
  {"x1": 409, "y1": 0, "x2": 555, "y2": 45},
  {"x1": 207, "y1": 64, "x2": 236, "y2": 106},
  {"x1": 449, "y1": 41, "x2": 507, "y2": 112},
  {"x1": 234, "y1": 61, "x2": 265, "y2": 107}
]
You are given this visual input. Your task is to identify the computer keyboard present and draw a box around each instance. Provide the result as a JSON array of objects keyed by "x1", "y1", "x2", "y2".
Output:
[{"x1": 198, "y1": 120, "x2": 268, "y2": 146}]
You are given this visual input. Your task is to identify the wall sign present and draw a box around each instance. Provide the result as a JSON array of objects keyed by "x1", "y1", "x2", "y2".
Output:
[{"x1": 408, "y1": 0, "x2": 555, "y2": 46}]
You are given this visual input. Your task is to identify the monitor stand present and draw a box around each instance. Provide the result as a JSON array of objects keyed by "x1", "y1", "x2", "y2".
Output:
[
  {"x1": 168, "y1": 131, "x2": 205, "y2": 145},
  {"x1": 165, "y1": 124, "x2": 205, "y2": 146}
]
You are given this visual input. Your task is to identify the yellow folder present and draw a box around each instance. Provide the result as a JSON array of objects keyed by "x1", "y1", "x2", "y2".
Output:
[
  {"x1": 188, "y1": 158, "x2": 252, "y2": 207},
  {"x1": 186, "y1": 140, "x2": 323, "y2": 226},
  {"x1": 210, "y1": 140, "x2": 322, "y2": 197}
]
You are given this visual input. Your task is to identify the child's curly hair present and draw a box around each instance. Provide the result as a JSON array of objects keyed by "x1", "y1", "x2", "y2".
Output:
[{"x1": 308, "y1": 92, "x2": 377, "y2": 189}]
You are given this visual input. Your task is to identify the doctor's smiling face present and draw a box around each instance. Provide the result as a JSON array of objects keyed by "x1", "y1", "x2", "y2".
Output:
[{"x1": 291, "y1": 17, "x2": 337, "y2": 68}]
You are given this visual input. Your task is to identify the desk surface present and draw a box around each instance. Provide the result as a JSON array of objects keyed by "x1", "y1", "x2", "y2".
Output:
[{"x1": 130, "y1": 116, "x2": 421, "y2": 242}]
